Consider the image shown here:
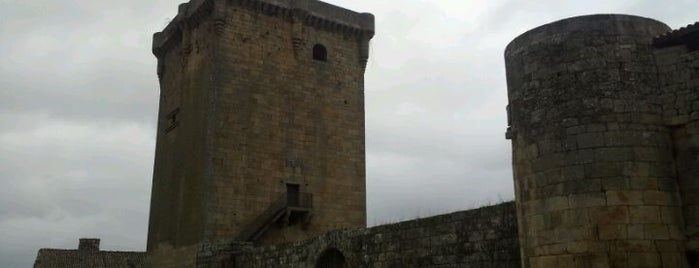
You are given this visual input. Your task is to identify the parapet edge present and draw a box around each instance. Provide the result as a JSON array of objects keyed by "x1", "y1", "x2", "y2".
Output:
[
  {"x1": 153, "y1": 0, "x2": 375, "y2": 58},
  {"x1": 505, "y1": 14, "x2": 670, "y2": 56},
  {"x1": 653, "y1": 21, "x2": 699, "y2": 49}
]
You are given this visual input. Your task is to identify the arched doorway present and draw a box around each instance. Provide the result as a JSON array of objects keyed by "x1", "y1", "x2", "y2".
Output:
[{"x1": 315, "y1": 248, "x2": 346, "y2": 268}]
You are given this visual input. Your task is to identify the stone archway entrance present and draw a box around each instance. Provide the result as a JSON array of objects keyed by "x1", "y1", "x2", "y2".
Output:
[{"x1": 315, "y1": 248, "x2": 346, "y2": 268}]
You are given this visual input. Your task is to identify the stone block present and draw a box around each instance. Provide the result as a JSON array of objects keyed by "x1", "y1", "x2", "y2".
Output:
[
  {"x1": 598, "y1": 224, "x2": 627, "y2": 240},
  {"x1": 657, "y1": 178, "x2": 678, "y2": 191},
  {"x1": 644, "y1": 223, "x2": 670, "y2": 239},
  {"x1": 606, "y1": 190, "x2": 643, "y2": 205},
  {"x1": 661, "y1": 252, "x2": 690, "y2": 268},
  {"x1": 633, "y1": 147, "x2": 660, "y2": 161},
  {"x1": 655, "y1": 240, "x2": 685, "y2": 252},
  {"x1": 561, "y1": 165, "x2": 585, "y2": 181},
  {"x1": 544, "y1": 196, "x2": 570, "y2": 211},
  {"x1": 569, "y1": 193, "x2": 606, "y2": 208},
  {"x1": 566, "y1": 241, "x2": 607, "y2": 254},
  {"x1": 628, "y1": 177, "x2": 658, "y2": 190},
  {"x1": 629, "y1": 206, "x2": 662, "y2": 223},
  {"x1": 564, "y1": 179, "x2": 602, "y2": 194},
  {"x1": 524, "y1": 199, "x2": 545, "y2": 215},
  {"x1": 555, "y1": 227, "x2": 596, "y2": 243},
  {"x1": 648, "y1": 162, "x2": 675, "y2": 177},
  {"x1": 565, "y1": 149, "x2": 595, "y2": 165},
  {"x1": 623, "y1": 162, "x2": 650, "y2": 177},
  {"x1": 546, "y1": 209, "x2": 592, "y2": 230},
  {"x1": 572, "y1": 253, "x2": 609, "y2": 268},
  {"x1": 605, "y1": 131, "x2": 631, "y2": 147},
  {"x1": 666, "y1": 115, "x2": 690, "y2": 126},
  {"x1": 543, "y1": 169, "x2": 564, "y2": 185},
  {"x1": 564, "y1": 136, "x2": 578, "y2": 151},
  {"x1": 529, "y1": 256, "x2": 560, "y2": 267},
  {"x1": 515, "y1": 143, "x2": 539, "y2": 160},
  {"x1": 528, "y1": 214, "x2": 546, "y2": 231},
  {"x1": 627, "y1": 224, "x2": 644, "y2": 239},
  {"x1": 643, "y1": 190, "x2": 673, "y2": 205},
  {"x1": 611, "y1": 240, "x2": 654, "y2": 252},
  {"x1": 589, "y1": 206, "x2": 629, "y2": 225},
  {"x1": 533, "y1": 243, "x2": 567, "y2": 256},
  {"x1": 640, "y1": 113, "x2": 662, "y2": 124},
  {"x1": 627, "y1": 252, "x2": 662, "y2": 268},
  {"x1": 567, "y1": 126, "x2": 586, "y2": 135},
  {"x1": 588, "y1": 162, "x2": 624, "y2": 178},
  {"x1": 668, "y1": 225, "x2": 686, "y2": 240},
  {"x1": 609, "y1": 251, "x2": 628, "y2": 267},
  {"x1": 538, "y1": 140, "x2": 565, "y2": 154},
  {"x1": 578, "y1": 132, "x2": 606, "y2": 148},
  {"x1": 602, "y1": 177, "x2": 628, "y2": 190},
  {"x1": 593, "y1": 147, "x2": 634, "y2": 162}
]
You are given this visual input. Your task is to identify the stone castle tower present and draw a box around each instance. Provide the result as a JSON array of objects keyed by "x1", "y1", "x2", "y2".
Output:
[
  {"x1": 506, "y1": 15, "x2": 699, "y2": 267},
  {"x1": 146, "y1": 0, "x2": 374, "y2": 266}
]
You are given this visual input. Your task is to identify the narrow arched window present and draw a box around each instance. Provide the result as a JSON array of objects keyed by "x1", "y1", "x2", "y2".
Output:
[{"x1": 313, "y1": 44, "x2": 327, "y2": 61}]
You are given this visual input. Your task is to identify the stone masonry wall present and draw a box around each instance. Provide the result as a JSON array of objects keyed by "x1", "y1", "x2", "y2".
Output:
[
  {"x1": 208, "y1": 1, "x2": 371, "y2": 245},
  {"x1": 148, "y1": 0, "x2": 374, "y2": 266},
  {"x1": 505, "y1": 15, "x2": 689, "y2": 267},
  {"x1": 234, "y1": 202, "x2": 519, "y2": 268},
  {"x1": 146, "y1": 10, "x2": 216, "y2": 268},
  {"x1": 654, "y1": 39, "x2": 699, "y2": 265}
]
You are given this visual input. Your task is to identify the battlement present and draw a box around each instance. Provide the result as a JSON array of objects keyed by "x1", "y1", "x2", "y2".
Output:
[{"x1": 152, "y1": 0, "x2": 375, "y2": 58}]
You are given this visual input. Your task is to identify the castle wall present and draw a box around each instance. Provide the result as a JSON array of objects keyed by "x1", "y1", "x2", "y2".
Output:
[
  {"x1": 505, "y1": 15, "x2": 689, "y2": 267},
  {"x1": 234, "y1": 202, "x2": 520, "y2": 268},
  {"x1": 654, "y1": 41, "x2": 699, "y2": 264}
]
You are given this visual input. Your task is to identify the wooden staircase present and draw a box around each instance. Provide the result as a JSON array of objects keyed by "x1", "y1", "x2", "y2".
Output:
[{"x1": 236, "y1": 192, "x2": 313, "y2": 242}]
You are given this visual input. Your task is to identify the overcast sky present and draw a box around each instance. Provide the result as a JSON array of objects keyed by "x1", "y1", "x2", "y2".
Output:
[{"x1": 1, "y1": 0, "x2": 698, "y2": 267}]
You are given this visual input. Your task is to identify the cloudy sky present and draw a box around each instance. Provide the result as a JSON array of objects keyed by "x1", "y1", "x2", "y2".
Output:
[{"x1": 1, "y1": 0, "x2": 698, "y2": 267}]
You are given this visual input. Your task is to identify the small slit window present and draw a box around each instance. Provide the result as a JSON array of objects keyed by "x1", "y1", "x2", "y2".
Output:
[
  {"x1": 313, "y1": 44, "x2": 327, "y2": 62},
  {"x1": 164, "y1": 108, "x2": 180, "y2": 134}
]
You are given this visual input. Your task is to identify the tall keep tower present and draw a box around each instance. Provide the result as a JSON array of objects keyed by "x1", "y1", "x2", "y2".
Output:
[{"x1": 146, "y1": 0, "x2": 374, "y2": 266}]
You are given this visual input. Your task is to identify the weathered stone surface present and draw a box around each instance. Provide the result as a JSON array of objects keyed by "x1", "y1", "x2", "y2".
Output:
[
  {"x1": 506, "y1": 14, "x2": 697, "y2": 268},
  {"x1": 234, "y1": 202, "x2": 520, "y2": 267},
  {"x1": 146, "y1": 0, "x2": 374, "y2": 266}
]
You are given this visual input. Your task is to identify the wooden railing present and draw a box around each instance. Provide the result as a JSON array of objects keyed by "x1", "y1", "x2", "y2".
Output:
[{"x1": 236, "y1": 192, "x2": 313, "y2": 242}]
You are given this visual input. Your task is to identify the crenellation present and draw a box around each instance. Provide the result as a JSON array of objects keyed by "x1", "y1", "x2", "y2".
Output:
[{"x1": 153, "y1": 0, "x2": 373, "y2": 64}]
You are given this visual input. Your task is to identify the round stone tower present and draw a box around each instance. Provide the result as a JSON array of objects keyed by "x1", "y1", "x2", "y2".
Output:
[{"x1": 505, "y1": 15, "x2": 689, "y2": 267}]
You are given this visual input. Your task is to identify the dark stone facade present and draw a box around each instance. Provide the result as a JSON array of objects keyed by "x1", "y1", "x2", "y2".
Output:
[{"x1": 506, "y1": 14, "x2": 699, "y2": 267}]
